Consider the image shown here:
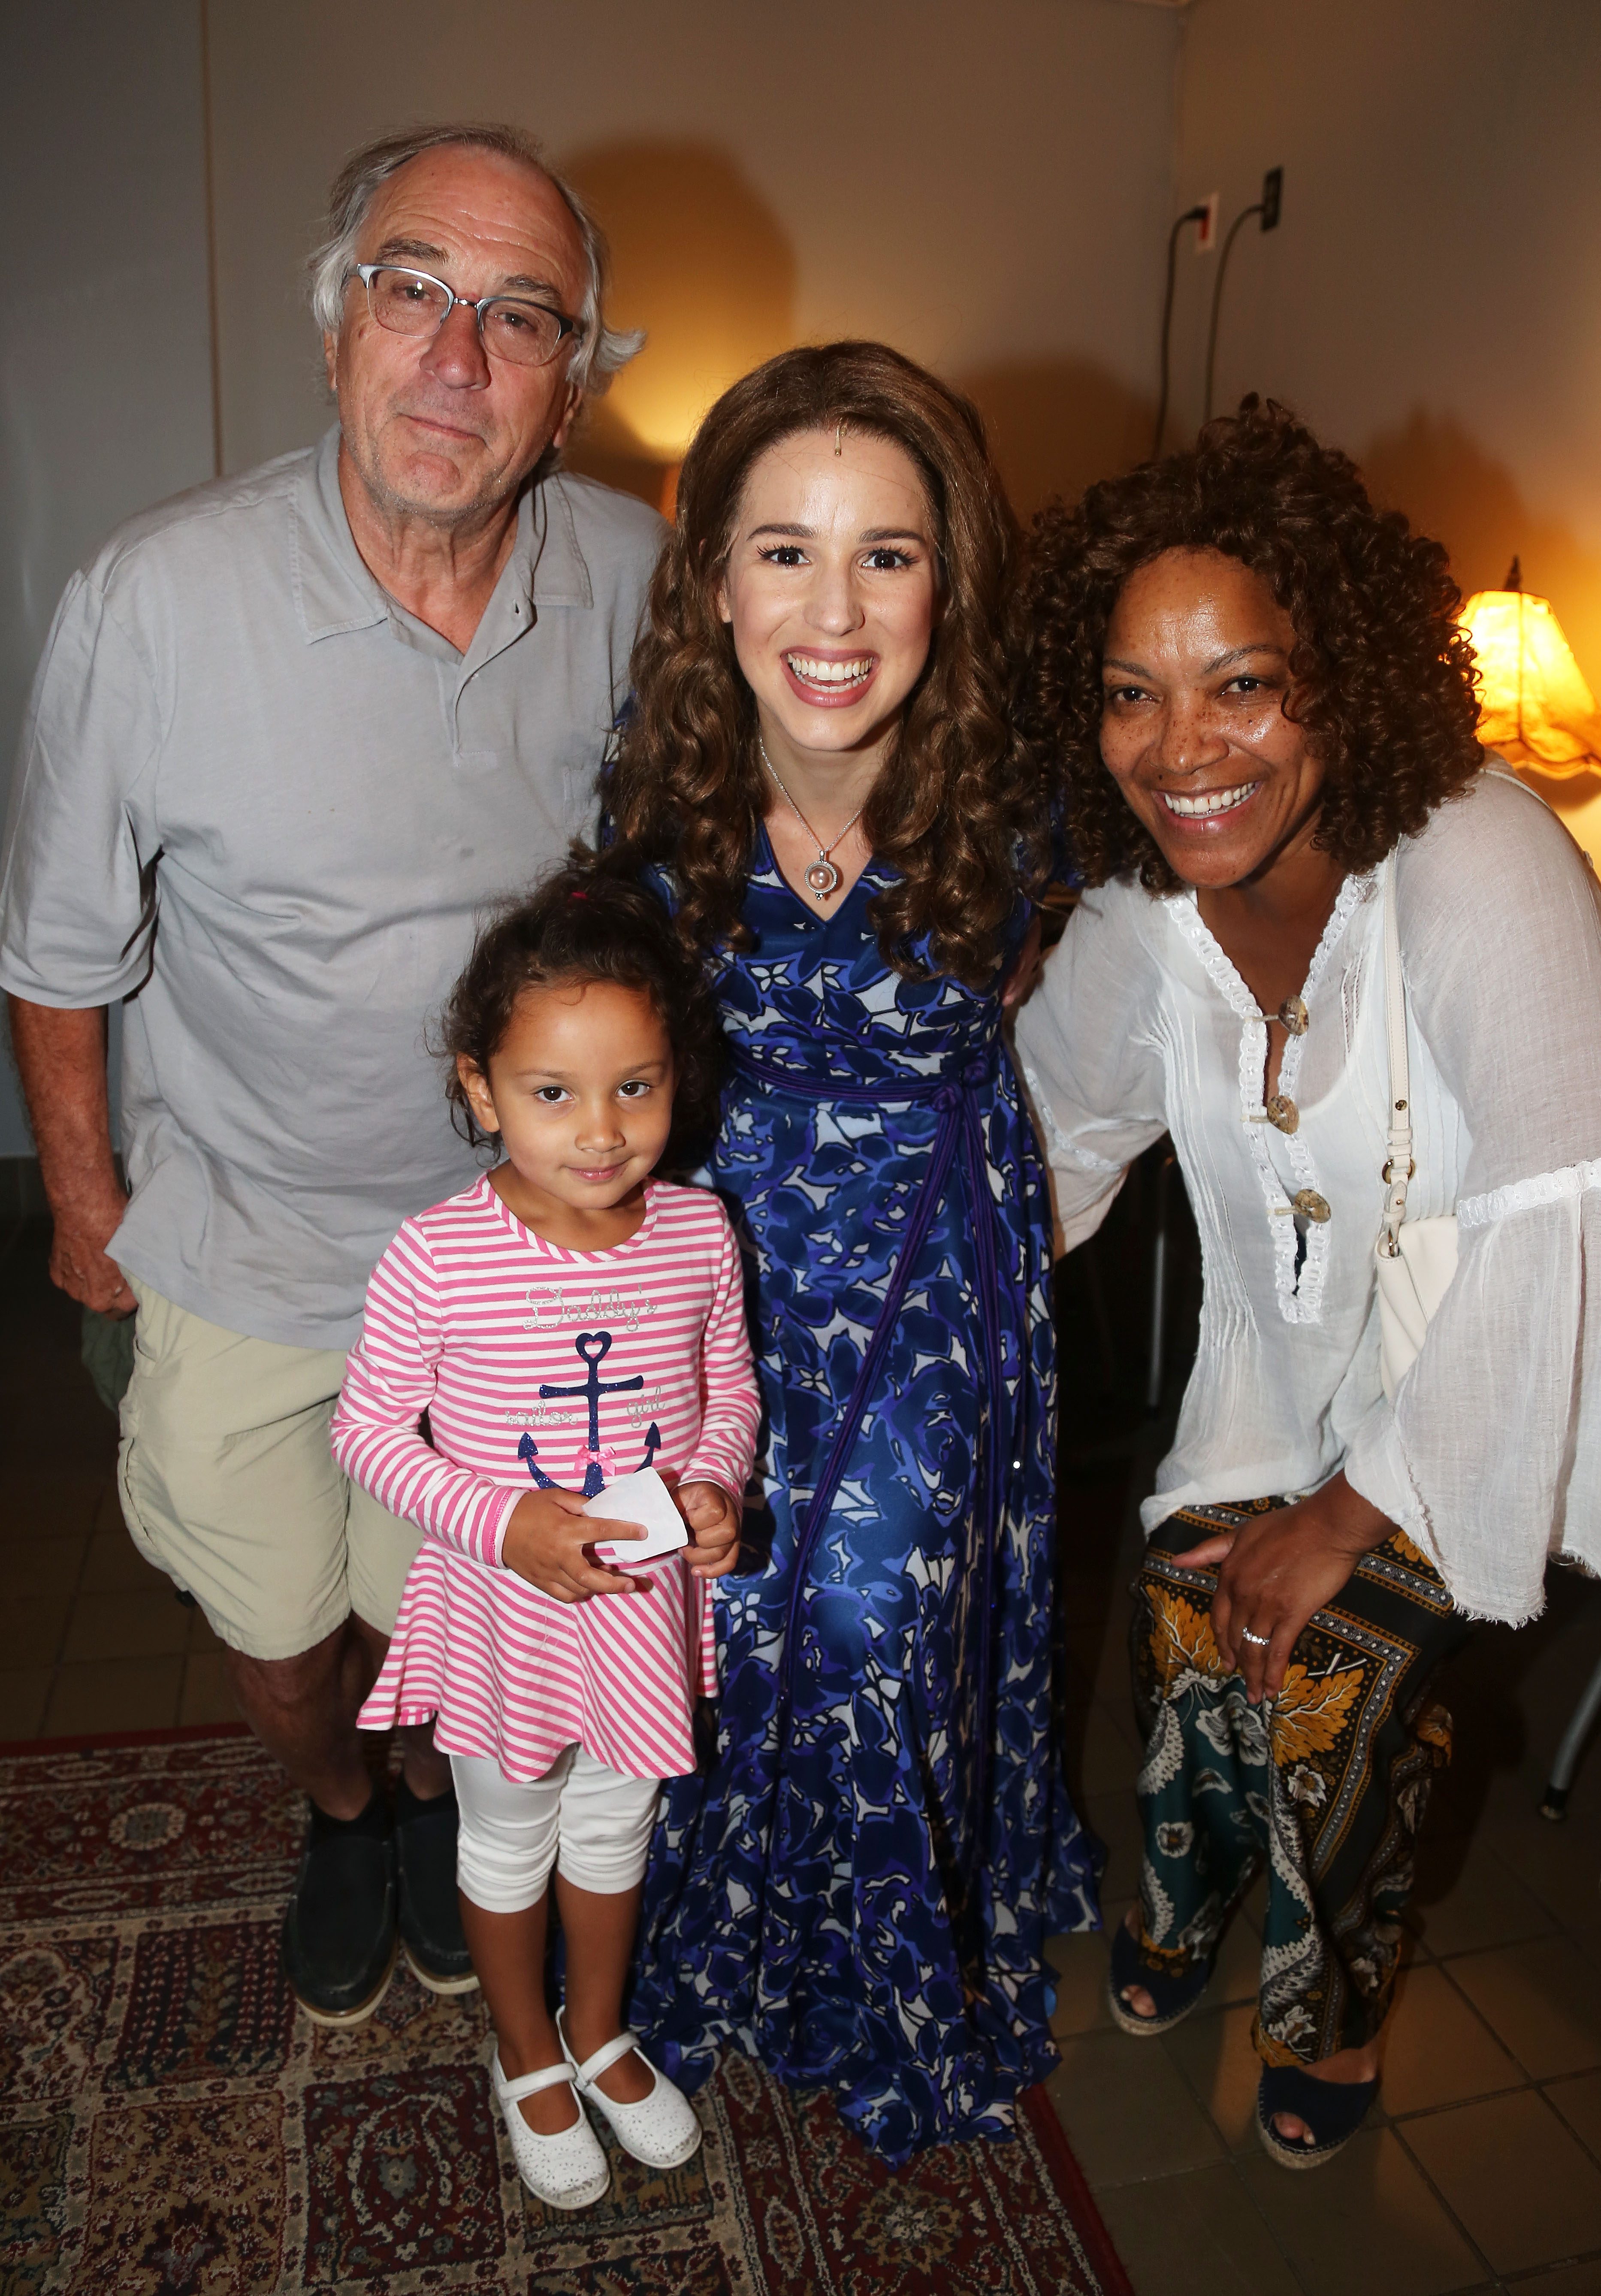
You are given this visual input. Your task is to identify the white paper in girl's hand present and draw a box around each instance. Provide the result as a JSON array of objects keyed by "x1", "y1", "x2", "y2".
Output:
[{"x1": 584, "y1": 1468, "x2": 689, "y2": 1568}]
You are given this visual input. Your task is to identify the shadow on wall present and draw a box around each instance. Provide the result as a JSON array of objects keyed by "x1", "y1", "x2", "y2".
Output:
[
  {"x1": 553, "y1": 141, "x2": 1152, "y2": 532},
  {"x1": 557, "y1": 140, "x2": 797, "y2": 511},
  {"x1": 957, "y1": 359, "x2": 1154, "y2": 526},
  {"x1": 1362, "y1": 407, "x2": 1601, "y2": 852},
  {"x1": 1362, "y1": 408, "x2": 1601, "y2": 685}
]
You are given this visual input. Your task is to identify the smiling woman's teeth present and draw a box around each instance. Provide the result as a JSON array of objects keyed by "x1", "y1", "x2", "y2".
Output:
[
  {"x1": 786, "y1": 653, "x2": 873, "y2": 687},
  {"x1": 1163, "y1": 782, "x2": 1259, "y2": 818}
]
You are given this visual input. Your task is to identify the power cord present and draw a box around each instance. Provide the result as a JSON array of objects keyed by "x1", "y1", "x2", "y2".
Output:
[
  {"x1": 1203, "y1": 202, "x2": 1263, "y2": 423},
  {"x1": 1153, "y1": 205, "x2": 1209, "y2": 457},
  {"x1": 1204, "y1": 169, "x2": 1284, "y2": 425}
]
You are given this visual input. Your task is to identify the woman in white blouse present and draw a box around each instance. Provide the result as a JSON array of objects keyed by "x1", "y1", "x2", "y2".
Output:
[{"x1": 1015, "y1": 399, "x2": 1601, "y2": 2168}]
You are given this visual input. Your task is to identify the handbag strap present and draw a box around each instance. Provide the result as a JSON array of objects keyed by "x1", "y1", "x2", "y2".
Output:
[{"x1": 1378, "y1": 850, "x2": 1413, "y2": 1257}]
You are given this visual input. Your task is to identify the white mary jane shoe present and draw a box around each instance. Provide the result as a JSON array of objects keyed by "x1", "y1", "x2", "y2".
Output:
[
  {"x1": 557, "y1": 2009, "x2": 703, "y2": 2172},
  {"x1": 490, "y1": 2051, "x2": 610, "y2": 2210}
]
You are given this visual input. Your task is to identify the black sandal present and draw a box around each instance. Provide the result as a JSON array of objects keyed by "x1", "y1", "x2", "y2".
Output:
[
  {"x1": 1106, "y1": 1919, "x2": 1213, "y2": 2037},
  {"x1": 1256, "y1": 2064, "x2": 1380, "y2": 2169}
]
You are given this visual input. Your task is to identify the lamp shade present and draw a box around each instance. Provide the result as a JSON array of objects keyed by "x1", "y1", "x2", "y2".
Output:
[{"x1": 1457, "y1": 584, "x2": 1601, "y2": 776}]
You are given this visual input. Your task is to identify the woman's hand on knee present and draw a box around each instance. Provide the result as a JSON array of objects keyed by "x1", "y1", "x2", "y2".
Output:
[
  {"x1": 675, "y1": 1480, "x2": 742, "y2": 1578},
  {"x1": 1169, "y1": 1476, "x2": 1393, "y2": 1704},
  {"x1": 501, "y1": 1487, "x2": 646, "y2": 1603}
]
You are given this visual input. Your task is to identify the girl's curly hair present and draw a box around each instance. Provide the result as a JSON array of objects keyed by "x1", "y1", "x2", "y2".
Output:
[
  {"x1": 603, "y1": 340, "x2": 1047, "y2": 985},
  {"x1": 438, "y1": 862, "x2": 723, "y2": 1166},
  {"x1": 1016, "y1": 396, "x2": 1483, "y2": 891}
]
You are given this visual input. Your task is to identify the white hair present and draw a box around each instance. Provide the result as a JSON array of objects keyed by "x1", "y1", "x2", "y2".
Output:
[{"x1": 306, "y1": 122, "x2": 643, "y2": 394}]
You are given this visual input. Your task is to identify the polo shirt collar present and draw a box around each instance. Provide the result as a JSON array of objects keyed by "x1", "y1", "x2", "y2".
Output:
[
  {"x1": 291, "y1": 428, "x2": 390, "y2": 643},
  {"x1": 292, "y1": 425, "x2": 593, "y2": 647},
  {"x1": 527, "y1": 470, "x2": 593, "y2": 610}
]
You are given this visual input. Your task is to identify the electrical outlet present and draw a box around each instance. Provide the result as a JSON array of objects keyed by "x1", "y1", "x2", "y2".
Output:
[
  {"x1": 1261, "y1": 167, "x2": 1283, "y2": 230},
  {"x1": 1195, "y1": 193, "x2": 1220, "y2": 251}
]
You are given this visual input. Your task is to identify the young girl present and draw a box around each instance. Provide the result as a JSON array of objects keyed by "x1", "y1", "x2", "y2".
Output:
[{"x1": 331, "y1": 867, "x2": 759, "y2": 2211}]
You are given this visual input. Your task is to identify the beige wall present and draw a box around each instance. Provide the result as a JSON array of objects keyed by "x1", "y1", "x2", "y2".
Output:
[
  {"x1": 205, "y1": 0, "x2": 1184, "y2": 522},
  {"x1": 1167, "y1": 0, "x2": 1601, "y2": 854},
  {"x1": 0, "y1": 1, "x2": 214, "y2": 1157},
  {"x1": 6, "y1": 3, "x2": 1599, "y2": 1156}
]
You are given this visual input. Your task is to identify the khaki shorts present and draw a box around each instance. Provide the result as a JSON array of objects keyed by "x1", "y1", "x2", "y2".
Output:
[{"x1": 118, "y1": 1278, "x2": 423, "y2": 1662}]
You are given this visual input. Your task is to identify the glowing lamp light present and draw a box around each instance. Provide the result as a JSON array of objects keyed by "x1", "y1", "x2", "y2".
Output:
[{"x1": 1458, "y1": 561, "x2": 1601, "y2": 775}]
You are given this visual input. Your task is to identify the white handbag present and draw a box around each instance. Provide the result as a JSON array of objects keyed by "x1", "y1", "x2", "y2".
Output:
[{"x1": 1374, "y1": 847, "x2": 1458, "y2": 1399}]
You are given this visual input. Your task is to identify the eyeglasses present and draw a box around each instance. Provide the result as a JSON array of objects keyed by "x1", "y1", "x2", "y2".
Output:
[{"x1": 351, "y1": 264, "x2": 584, "y2": 369}]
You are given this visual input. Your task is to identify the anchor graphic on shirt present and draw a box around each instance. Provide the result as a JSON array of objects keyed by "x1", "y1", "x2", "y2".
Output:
[{"x1": 514, "y1": 1328, "x2": 662, "y2": 1495}]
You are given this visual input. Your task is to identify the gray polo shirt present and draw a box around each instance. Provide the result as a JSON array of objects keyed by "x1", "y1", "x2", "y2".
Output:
[{"x1": 0, "y1": 426, "x2": 664, "y2": 1349}]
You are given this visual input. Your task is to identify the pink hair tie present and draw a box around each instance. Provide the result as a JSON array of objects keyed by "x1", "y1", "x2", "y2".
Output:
[{"x1": 570, "y1": 890, "x2": 589, "y2": 902}]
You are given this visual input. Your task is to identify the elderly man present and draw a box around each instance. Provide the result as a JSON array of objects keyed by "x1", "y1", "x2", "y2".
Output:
[{"x1": 0, "y1": 125, "x2": 663, "y2": 2024}]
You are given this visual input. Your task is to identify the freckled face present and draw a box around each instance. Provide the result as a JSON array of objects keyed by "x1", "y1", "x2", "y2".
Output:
[
  {"x1": 1100, "y1": 548, "x2": 1326, "y2": 889},
  {"x1": 716, "y1": 427, "x2": 940, "y2": 767},
  {"x1": 457, "y1": 981, "x2": 675, "y2": 1224}
]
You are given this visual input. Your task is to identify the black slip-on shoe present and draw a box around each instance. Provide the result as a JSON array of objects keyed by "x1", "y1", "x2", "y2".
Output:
[
  {"x1": 395, "y1": 1780, "x2": 478, "y2": 1996},
  {"x1": 1256, "y1": 2066, "x2": 1380, "y2": 2169},
  {"x1": 281, "y1": 1798, "x2": 398, "y2": 2026},
  {"x1": 1106, "y1": 1916, "x2": 1214, "y2": 2038}
]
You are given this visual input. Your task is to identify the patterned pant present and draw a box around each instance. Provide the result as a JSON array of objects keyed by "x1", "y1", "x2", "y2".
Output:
[{"x1": 1128, "y1": 1500, "x2": 1470, "y2": 2066}]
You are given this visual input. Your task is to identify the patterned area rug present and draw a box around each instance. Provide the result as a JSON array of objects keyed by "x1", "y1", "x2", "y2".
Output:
[{"x1": 0, "y1": 1728, "x2": 1130, "y2": 2295}]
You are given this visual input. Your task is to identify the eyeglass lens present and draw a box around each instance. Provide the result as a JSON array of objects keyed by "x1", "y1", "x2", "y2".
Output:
[{"x1": 365, "y1": 267, "x2": 566, "y2": 367}]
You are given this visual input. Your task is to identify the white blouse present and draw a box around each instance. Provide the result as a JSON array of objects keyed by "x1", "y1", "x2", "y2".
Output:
[{"x1": 1015, "y1": 770, "x2": 1601, "y2": 1625}]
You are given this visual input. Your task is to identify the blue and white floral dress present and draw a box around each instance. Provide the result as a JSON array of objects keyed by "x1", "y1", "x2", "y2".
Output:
[{"x1": 632, "y1": 834, "x2": 1101, "y2": 2161}]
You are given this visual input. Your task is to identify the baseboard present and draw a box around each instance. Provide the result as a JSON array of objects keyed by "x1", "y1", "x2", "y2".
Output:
[{"x1": 0, "y1": 1154, "x2": 47, "y2": 1219}]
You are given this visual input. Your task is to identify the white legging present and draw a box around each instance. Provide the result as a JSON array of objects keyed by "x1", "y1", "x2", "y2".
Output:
[{"x1": 450, "y1": 1747, "x2": 662, "y2": 1913}]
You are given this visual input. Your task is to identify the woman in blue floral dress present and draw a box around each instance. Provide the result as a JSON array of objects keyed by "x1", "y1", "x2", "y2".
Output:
[{"x1": 606, "y1": 343, "x2": 1100, "y2": 2161}]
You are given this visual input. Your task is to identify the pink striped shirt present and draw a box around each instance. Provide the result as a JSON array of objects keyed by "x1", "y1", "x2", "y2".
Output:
[{"x1": 335, "y1": 1175, "x2": 759, "y2": 1782}]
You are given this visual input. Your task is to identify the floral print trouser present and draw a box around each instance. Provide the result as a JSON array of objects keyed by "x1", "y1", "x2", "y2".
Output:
[{"x1": 1128, "y1": 1500, "x2": 1471, "y2": 2065}]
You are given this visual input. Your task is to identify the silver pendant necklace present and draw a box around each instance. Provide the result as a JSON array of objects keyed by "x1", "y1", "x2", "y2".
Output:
[{"x1": 758, "y1": 737, "x2": 866, "y2": 901}]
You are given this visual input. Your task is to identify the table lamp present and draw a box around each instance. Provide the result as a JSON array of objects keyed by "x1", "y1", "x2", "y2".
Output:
[{"x1": 1457, "y1": 560, "x2": 1601, "y2": 774}]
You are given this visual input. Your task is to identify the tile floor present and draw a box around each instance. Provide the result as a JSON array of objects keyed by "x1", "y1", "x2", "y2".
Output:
[
  {"x1": 7, "y1": 1188, "x2": 1601, "y2": 2291},
  {"x1": 0, "y1": 1212, "x2": 242, "y2": 1739},
  {"x1": 1046, "y1": 1433, "x2": 1601, "y2": 2293}
]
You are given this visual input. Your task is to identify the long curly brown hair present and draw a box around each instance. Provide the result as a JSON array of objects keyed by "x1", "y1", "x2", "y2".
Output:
[
  {"x1": 604, "y1": 341, "x2": 1045, "y2": 984},
  {"x1": 1017, "y1": 397, "x2": 1483, "y2": 891}
]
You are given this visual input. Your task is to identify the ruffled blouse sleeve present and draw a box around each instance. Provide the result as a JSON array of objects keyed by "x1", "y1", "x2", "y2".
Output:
[
  {"x1": 1012, "y1": 879, "x2": 1170, "y2": 1252},
  {"x1": 1341, "y1": 774, "x2": 1601, "y2": 1622}
]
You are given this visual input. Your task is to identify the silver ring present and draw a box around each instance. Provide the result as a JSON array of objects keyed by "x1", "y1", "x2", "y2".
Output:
[{"x1": 1240, "y1": 1628, "x2": 1271, "y2": 1647}]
